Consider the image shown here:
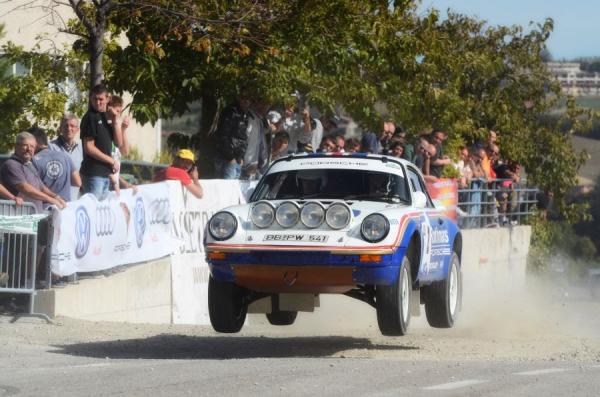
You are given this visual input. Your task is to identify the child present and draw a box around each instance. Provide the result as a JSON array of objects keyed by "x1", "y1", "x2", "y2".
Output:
[{"x1": 106, "y1": 95, "x2": 131, "y2": 196}]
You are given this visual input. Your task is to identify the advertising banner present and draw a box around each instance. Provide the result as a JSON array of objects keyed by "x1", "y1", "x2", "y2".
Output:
[
  {"x1": 169, "y1": 180, "x2": 252, "y2": 324},
  {"x1": 426, "y1": 178, "x2": 458, "y2": 220},
  {"x1": 50, "y1": 182, "x2": 173, "y2": 276}
]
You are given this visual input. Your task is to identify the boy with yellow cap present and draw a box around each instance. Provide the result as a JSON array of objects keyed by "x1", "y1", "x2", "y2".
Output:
[{"x1": 153, "y1": 149, "x2": 203, "y2": 199}]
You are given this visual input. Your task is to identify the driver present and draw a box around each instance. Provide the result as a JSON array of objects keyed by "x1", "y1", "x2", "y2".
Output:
[
  {"x1": 367, "y1": 172, "x2": 390, "y2": 196},
  {"x1": 297, "y1": 169, "x2": 326, "y2": 196}
]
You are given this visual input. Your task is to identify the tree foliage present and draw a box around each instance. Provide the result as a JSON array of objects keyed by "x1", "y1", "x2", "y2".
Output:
[
  {"x1": 104, "y1": 2, "x2": 589, "y2": 202},
  {"x1": 0, "y1": 24, "x2": 87, "y2": 151},
  {"x1": 0, "y1": 1, "x2": 592, "y2": 213}
]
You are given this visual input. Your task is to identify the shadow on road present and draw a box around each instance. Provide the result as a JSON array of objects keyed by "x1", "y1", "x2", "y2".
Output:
[{"x1": 50, "y1": 335, "x2": 418, "y2": 360}]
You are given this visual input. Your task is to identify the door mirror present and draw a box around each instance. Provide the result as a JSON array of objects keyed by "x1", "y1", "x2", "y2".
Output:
[
  {"x1": 432, "y1": 199, "x2": 445, "y2": 210},
  {"x1": 413, "y1": 191, "x2": 427, "y2": 208}
]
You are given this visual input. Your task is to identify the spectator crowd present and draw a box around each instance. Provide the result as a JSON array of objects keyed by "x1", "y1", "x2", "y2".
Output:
[
  {"x1": 208, "y1": 89, "x2": 532, "y2": 227},
  {"x1": 0, "y1": 86, "x2": 531, "y2": 226}
]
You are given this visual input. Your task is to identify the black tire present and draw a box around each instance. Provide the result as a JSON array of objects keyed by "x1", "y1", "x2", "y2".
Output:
[
  {"x1": 266, "y1": 310, "x2": 298, "y2": 325},
  {"x1": 208, "y1": 275, "x2": 247, "y2": 333},
  {"x1": 376, "y1": 255, "x2": 412, "y2": 336},
  {"x1": 423, "y1": 252, "x2": 461, "y2": 328}
]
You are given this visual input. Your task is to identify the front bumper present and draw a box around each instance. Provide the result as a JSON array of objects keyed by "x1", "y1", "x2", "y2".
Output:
[{"x1": 206, "y1": 248, "x2": 404, "y2": 293}]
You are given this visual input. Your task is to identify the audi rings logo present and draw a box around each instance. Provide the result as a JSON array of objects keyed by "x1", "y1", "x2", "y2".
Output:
[
  {"x1": 134, "y1": 197, "x2": 146, "y2": 248},
  {"x1": 95, "y1": 205, "x2": 117, "y2": 237},
  {"x1": 150, "y1": 198, "x2": 171, "y2": 225},
  {"x1": 75, "y1": 206, "x2": 91, "y2": 258}
]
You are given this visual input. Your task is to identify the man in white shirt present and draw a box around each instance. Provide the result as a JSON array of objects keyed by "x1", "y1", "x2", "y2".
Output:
[{"x1": 282, "y1": 104, "x2": 322, "y2": 153}]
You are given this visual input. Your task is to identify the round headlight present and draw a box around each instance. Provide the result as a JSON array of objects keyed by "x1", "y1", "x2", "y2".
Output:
[
  {"x1": 326, "y1": 203, "x2": 351, "y2": 230},
  {"x1": 360, "y1": 214, "x2": 390, "y2": 243},
  {"x1": 209, "y1": 212, "x2": 237, "y2": 241},
  {"x1": 300, "y1": 202, "x2": 325, "y2": 228},
  {"x1": 276, "y1": 201, "x2": 300, "y2": 228},
  {"x1": 251, "y1": 201, "x2": 275, "y2": 228}
]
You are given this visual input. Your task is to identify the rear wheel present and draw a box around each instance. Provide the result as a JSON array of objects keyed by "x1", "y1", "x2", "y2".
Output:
[
  {"x1": 423, "y1": 252, "x2": 461, "y2": 328},
  {"x1": 376, "y1": 255, "x2": 412, "y2": 336},
  {"x1": 266, "y1": 310, "x2": 298, "y2": 325},
  {"x1": 265, "y1": 295, "x2": 298, "y2": 325},
  {"x1": 208, "y1": 276, "x2": 247, "y2": 333}
]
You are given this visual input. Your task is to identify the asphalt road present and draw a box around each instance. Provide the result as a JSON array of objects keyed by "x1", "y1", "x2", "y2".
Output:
[
  {"x1": 0, "y1": 325, "x2": 599, "y2": 397},
  {"x1": 1, "y1": 285, "x2": 599, "y2": 397}
]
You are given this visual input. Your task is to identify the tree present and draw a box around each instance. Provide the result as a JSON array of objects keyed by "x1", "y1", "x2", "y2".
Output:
[
  {"x1": 1, "y1": 1, "x2": 592, "y2": 211},
  {"x1": 67, "y1": 0, "x2": 112, "y2": 88},
  {"x1": 105, "y1": 0, "x2": 405, "y2": 173},
  {"x1": 388, "y1": 14, "x2": 588, "y2": 206},
  {"x1": 104, "y1": 3, "x2": 588, "y2": 201},
  {"x1": 540, "y1": 48, "x2": 553, "y2": 62}
]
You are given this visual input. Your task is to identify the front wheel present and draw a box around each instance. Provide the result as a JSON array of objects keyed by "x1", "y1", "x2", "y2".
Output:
[
  {"x1": 423, "y1": 252, "x2": 461, "y2": 328},
  {"x1": 208, "y1": 275, "x2": 247, "y2": 333},
  {"x1": 376, "y1": 255, "x2": 412, "y2": 336}
]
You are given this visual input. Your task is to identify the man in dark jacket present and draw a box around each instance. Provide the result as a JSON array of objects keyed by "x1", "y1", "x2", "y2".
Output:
[{"x1": 214, "y1": 91, "x2": 253, "y2": 179}]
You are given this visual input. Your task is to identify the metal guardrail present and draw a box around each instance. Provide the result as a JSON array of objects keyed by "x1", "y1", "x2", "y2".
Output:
[
  {"x1": 0, "y1": 200, "x2": 51, "y2": 321},
  {"x1": 457, "y1": 178, "x2": 538, "y2": 229}
]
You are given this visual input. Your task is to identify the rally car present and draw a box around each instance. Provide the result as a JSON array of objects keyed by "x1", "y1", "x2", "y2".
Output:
[{"x1": 205, "y1": 153, "x2": 462, "y2": 335}]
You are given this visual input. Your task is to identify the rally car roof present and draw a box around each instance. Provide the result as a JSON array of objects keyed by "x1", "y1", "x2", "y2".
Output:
[{"x1": 268, "y1": 152, "x2": 413, "y2": 175}]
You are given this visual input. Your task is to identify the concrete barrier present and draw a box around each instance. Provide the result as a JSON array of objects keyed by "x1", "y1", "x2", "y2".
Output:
[
  {"x1": 461, "y1": 225, "x2": 531, "y2": 293},
  {"x1": 35, "y1": 226, "x2": 531, "y2": 324},
  {"x1": 35, "y1": 258, "x2": 172, "y2": 323}
]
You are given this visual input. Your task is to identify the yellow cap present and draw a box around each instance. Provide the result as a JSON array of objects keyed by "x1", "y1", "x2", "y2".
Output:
[{"x1": 177, "y1": 149, "x2": 195, "y2": 161}]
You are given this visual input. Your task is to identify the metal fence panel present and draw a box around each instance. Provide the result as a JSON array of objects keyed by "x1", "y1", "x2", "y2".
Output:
[
  {"x1": 457, "y1": 178, "x2": 538, "y2": 229},
  {"x1": 0, "y1": 200, "x2": 50, "y2": 321}
]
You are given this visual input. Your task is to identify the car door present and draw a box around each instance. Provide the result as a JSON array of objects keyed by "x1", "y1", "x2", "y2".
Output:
[{"x1": 406, "y1": 166, "x2": 448, "y2": 280}]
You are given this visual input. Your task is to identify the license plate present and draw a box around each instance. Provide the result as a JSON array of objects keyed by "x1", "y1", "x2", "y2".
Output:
[{"x1": 263, "y1": 234, "x2": 329, "y2": 243}]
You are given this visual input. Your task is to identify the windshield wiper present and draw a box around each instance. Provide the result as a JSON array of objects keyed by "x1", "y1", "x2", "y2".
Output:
[{"x1": 274, "y1": 193, "x2": 322, "y2": 200}]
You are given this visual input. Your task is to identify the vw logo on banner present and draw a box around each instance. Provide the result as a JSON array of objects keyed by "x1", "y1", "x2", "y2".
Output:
[
  {"x1": 74, "y1": 206, "x2": 91, "y2": 258},
  {"x1": 95, "y1": 205, "x2": 116, "y2": 237},
  {"x1": 150, "y1": 198, "x2": 171, "y2": 225},
  {"x1": 134, "y1": 196, "x2": 146, "y2": 248}
]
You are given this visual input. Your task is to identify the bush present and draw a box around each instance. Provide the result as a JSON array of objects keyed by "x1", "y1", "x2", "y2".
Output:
[{"x1": 528, "y1": 215, "x2": 598, "y2": 276}]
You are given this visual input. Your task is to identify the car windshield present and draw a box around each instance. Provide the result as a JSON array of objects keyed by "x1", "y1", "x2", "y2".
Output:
[{"x1": 251, "y1": 168, "x2": 410, "y2": 204}]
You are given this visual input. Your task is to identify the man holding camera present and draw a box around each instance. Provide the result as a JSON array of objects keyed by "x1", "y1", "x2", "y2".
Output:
[
  {"x1": 282, "y1": 96, "x2": 323, "y2": 153},
  {"x1": 153, "y1": 149, "x2": 203, "y2": 199}
]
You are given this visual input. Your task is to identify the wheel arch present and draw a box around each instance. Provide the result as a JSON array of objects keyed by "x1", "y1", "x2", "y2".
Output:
[
  {"x1": 407, "y1": 231, "x2": 421, "y2": 286},
  {"x1": 452, "y1": 232, "x2": 463, "y2": 264}
]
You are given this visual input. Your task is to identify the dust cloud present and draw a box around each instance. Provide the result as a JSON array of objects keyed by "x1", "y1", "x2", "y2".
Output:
[
  {"x1": 248, "y1": 258, "x2": 600, "y2": 341},
  {"x1": 459, "y1": 258, "x2": 600, "y2": 339}
]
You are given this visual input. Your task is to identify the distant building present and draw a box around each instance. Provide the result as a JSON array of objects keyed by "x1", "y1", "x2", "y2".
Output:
[{"x1": 546, "y1": 62, "x2": 600, "y2": 96}]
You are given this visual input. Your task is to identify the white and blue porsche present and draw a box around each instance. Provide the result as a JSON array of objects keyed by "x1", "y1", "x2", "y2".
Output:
[{"x1": 205, "y1": 153, "x2": 462, "y2": 335}]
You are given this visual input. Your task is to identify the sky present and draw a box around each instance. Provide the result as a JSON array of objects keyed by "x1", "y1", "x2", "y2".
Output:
[{"x1": 419, "y1": 0, "x2": 600, "y2": 60}]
